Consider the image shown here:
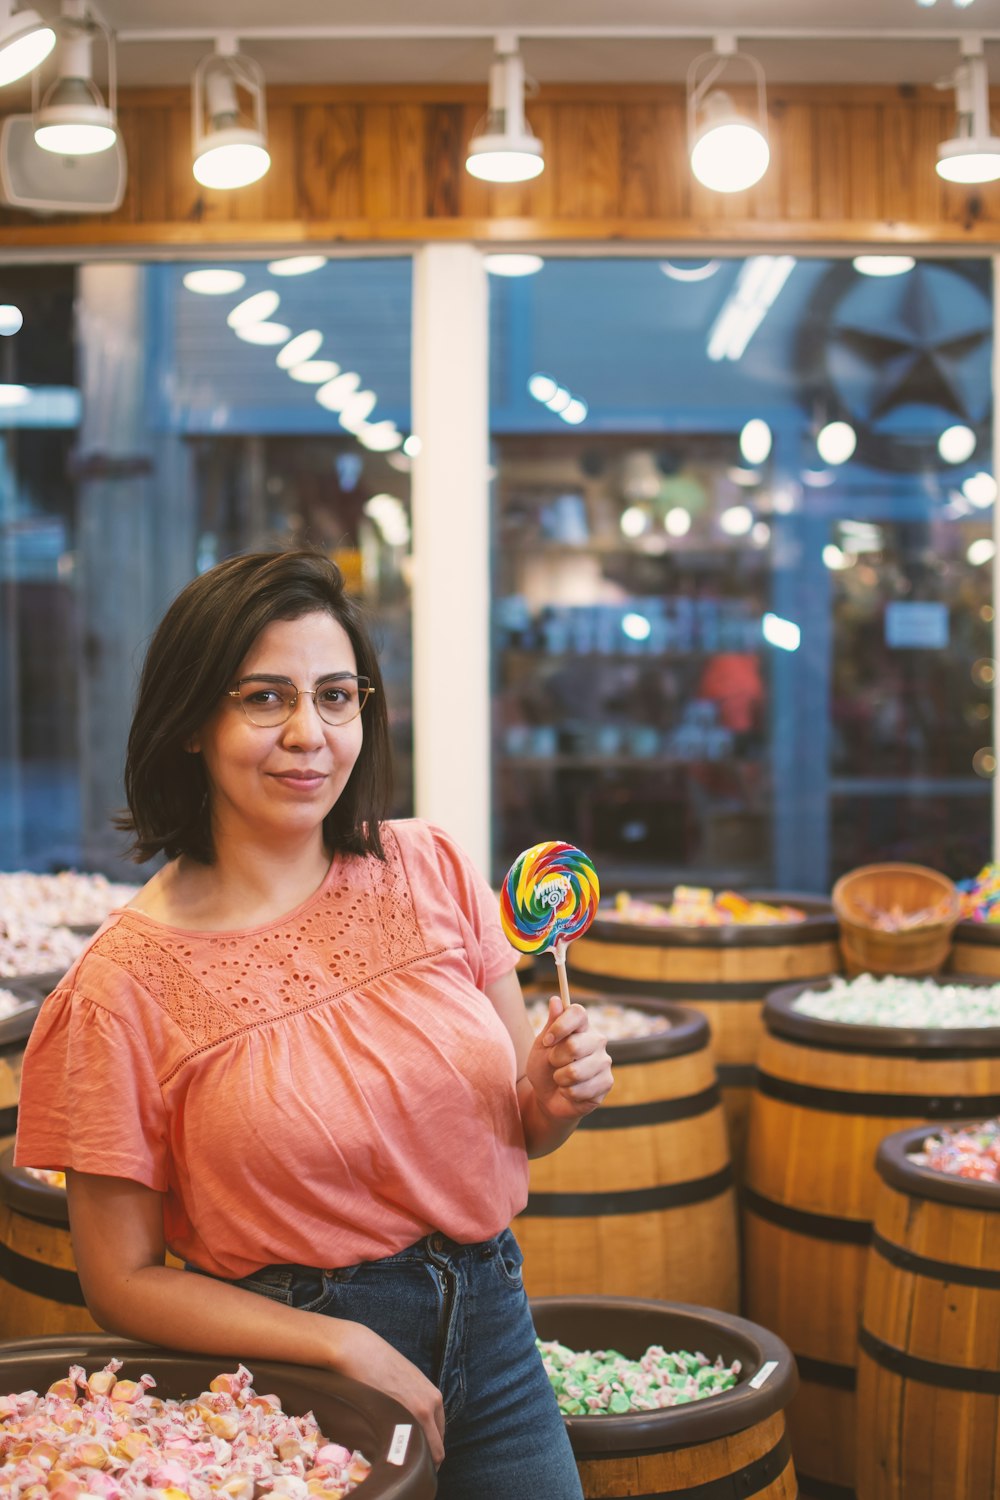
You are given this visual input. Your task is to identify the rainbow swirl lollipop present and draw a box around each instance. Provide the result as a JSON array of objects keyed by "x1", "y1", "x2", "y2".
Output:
[{"x1": 502, "y1": 840, "x2": 600, "y2": 1009}]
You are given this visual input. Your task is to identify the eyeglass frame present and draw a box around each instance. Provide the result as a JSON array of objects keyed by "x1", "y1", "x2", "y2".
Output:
[{"x1": 227, "y1": 673, "x2": 375, "y2": 727}]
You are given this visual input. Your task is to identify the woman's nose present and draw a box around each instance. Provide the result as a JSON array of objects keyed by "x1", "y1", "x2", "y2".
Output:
[{"x1": 280, "y1": 692, "x2": 325, "y2": 743}]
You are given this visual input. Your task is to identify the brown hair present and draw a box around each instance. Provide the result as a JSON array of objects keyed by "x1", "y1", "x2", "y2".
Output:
[{"x1": 117, "y1": 550, "x2": 391, "y2": 864}]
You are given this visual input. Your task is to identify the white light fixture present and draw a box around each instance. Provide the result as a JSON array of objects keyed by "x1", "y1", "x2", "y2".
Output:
[
  {"x1": 719, "y1": 504, "x2": 754, "y2": 536},
  {"x1": 357, "y1": 421, "x2": 404, "y2": 453},
  {"x1": 0, "y1": 383, "x2": 29, "y2": 405},
  {"x1": 751, "y1": 521, "x2": 771, "y2": 547},
  {"x1": 620, "y1": 505, "x2": 650, "y2": 539},
  {"x1": 0, "y1": 2, "x2": 54, "y2": 88},
  {"x1": 276, "y1": 330, "x2": 322, "y2": 369},
  {"x1": 267, "y1": 255, "x2": 327, "y2": 277},
  {"x1": 968, "y1": 538, "x2": 996, "y2": 566},
  {"x1": 852, "y1": 255, "x2": 916, "y2": 277},
  {"x1": 528, "y1": 372, "x2": 558, "y2": 402},
  {"x1": 823, "y1": 544, "x2": 852, "y2": 571},
  {"x1": 193, "y1": 35, "x2": 270, "y2": 190},
  {"x1": 936, "y1": 39, "x2": 1000, "y2": 184},
  {"x1": 622, "y1": 612, "x2": 652, "y2": 642},
  {"x1": 316, "y1": 372, "x2": 361, "y2": 412},
  {"x1": 234, "y1": 321, "x2": 290, "y2": 345},
  {"x1": 183, "y1": 268, "x2": 246, "y2": 296},
  {"x1": 484, "y1": 253, "x2": 544, "y2": 276},
  {"x1": 227, "y1": 290, "x2": 279, "y2": 328},
  {"x1": 466, "y1": 32, "x2": 544, "y2": 183},
  {"x1": 0, "y1": 303, "x2": 22, "y2": 335},
  {"x1": 33, "y1": 1, "x2": 117, "y2": 156},
  {"x1": 339, "y1": 388, "x2": 377, "y2": 433},
  {"x1": 562, "y1": 397, "x2": 588, "y2": 425},
  {"x1": 740, "y1": 417, "x2": 772, "y2": 465},
  {"x1": 688, "y1": 36, "x2": 770, "y2": 193},
  {"x1": 664, "y1": 507, "x2": 692, "y2": 537},
  {"x1": 707, "y1": 255, "x2": 795, "y2": 362},
  {"x1": 963, "y1": 470, "x2": 998, "y2": 507},
  {"x1": 817, "y1": 420, "x2": 857, "y2": 466},
  {"x1": 403, "y1": 435, "x2": 422, "y2": 458},
  {"x1": 938, "y1": 424, "x2": 977, "y2": 463},
  {"x1": 659, "y1": 259, "x2": 720, "y2": 282},
  {"x1": 289, "y1": 359, "x2": 339, "y2": 384},
  {"x1": 762, "y1": 612, "x2": 801, "y2": 652}
]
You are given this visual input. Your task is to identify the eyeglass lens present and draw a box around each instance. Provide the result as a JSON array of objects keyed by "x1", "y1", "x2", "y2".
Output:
[{"x1": 237, "y1": 678, "x2": 369, "y2": 726}]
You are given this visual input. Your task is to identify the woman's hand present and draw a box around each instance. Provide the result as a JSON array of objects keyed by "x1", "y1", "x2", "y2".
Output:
[
  {"x1": 524, "y1": 997, "x2": 614, "y2": 1123},
  {"x1": 335, "y1": 1323, "x2": 445, "y2": 1466}
]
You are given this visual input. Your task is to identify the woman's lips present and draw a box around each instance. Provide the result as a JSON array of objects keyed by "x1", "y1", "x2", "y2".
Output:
[{"x1": 270, "y1": 771, "x2": 326, "y2": 788}]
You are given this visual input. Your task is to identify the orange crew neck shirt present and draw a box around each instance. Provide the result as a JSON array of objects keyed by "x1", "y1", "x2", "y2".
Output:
[{"x1": 15, "y1": 820, "x2": 526, "y2": 1278}]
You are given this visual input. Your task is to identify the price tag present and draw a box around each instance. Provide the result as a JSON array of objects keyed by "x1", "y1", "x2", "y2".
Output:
[
  {"x1": 387, "y1": 1425, "x2": 411, "y2": 1465},
  {"x1": 749, "y1": 1360, "x2": 779, "y2": 1389}
]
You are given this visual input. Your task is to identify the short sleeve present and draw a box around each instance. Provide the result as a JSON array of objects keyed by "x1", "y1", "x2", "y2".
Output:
[
  {"x1": 14, "y1": 981, "x2": 169, "y2": 1190},
  {"x1": 425, "y1": 823, "x2": 518, "y2": 988}
]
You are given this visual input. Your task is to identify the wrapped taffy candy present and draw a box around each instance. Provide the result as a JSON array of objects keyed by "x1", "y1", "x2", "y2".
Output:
[
  {"x1": 957, "y1": 864, "x2": 1000, "y2": 924},
  {"x1": 537, "y1": 1338, "x2": 740, "y2": 1415},
  {"x1": 792, "y1": 974, "x2": 1000, "y2": 1029},
  {"x1": 0, "y1": 870, "x2": 139, "y2": 929},
  {"x1": 0, "y1": 1359, "x2": 371, "y2": 1499},
  {"x1": 913, "y1": 1118, "x2": 1000, "y2": 1183},
  {"x1": 607, "y1": 888, "x2": 805, "y2": 927},
  {"x1": 526, "y1": 997, "x2": 670, "y2": 1042}
]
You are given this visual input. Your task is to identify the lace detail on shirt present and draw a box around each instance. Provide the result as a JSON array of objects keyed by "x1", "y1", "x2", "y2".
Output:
[{"x1": 90, "y1": 825, "x2": 429, "y2": 1047}]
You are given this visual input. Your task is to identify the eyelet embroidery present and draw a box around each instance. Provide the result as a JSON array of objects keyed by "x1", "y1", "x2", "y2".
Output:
[{"x1": 91, "y1": 826, "x2": 428, "y2": 1053}]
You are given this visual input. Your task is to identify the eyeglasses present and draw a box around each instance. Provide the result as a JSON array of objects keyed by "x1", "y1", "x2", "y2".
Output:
[{"x1": 228, "y1": 675, "x2": 374, "y2": 728}]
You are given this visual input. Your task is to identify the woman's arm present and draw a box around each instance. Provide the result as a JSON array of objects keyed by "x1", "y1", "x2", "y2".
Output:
[
  {"x1": 485, "y1": 969, "x2": 613, "y2": 1158},
  {"x1": 65, "y1": 1171, "x2": 446, "y2": 1466}
]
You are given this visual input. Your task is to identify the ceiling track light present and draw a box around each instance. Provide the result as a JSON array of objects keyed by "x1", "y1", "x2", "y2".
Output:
[
  {"x1": 0, "y1": 1, "x2": 54, "y2": 88},
  {"x1": 192, "y1": 33, "x2": 270, "y2": 190},
  {"x1": 466, "y1": 31, "x2": 544, "y2": 184},
  {"x1": 33, "y1": 0, "x2": 116, "y2": 157},
  {"x1": 687, "y1": 35, "x2": 770, "y2": 194},
  {"x1": 936, "y1": 37, "x2": 1000, "y2": 183}
]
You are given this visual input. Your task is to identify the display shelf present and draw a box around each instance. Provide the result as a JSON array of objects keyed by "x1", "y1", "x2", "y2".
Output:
[
  {"x1": 498, "y1": 649, "x2": 761, "y2": 663},
  {"x1": 496, "y1": 755, "x2": 751, "y2": 770}
]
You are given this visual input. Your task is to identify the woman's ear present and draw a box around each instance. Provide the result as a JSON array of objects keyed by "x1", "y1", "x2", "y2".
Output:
[{"x1": 185, "y1": 736, "x2": 201, "y2": 754}]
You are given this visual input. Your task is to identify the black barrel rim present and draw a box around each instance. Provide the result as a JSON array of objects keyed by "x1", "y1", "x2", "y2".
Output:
[
  {"x1": 579, "y1": 997, "x2": 710, "y2": 1064},
  {"x1": 579, "y1": 893, "x2": 837, "y2": 950},
  {"x1": 876, "y1": 1122, "x2": 1000, "y2": 1212},
  {"x1": 764, "y1": 976, "x2": 1000, "y2": 1054},
  {"x1": 530, "y1": 1296, "x2": 797, "y2": 1454},
  {"x1": 0, "y1": 1143, "x2": 68, "y2": 1224},
  {"x1": 0, "y1": 1335, "x2": 436, "y2": 1499}
]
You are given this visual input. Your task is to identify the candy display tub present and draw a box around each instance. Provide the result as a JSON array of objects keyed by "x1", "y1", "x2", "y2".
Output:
[
  {"x1": 531, "y1": 1296, "x2": 798, "y2": 1498},
  {"x1": 568, "y1": 897, "x2": 838, "y2": 1179},
  {"x1": 856, "y1": 1124, "x2": 1000, "y2": 1500},
  {"x1": 514, "y1": 999, "x2": 739, "y2": 1311},
  {"x1": 0, "y1": 975, "x2": 52, "y2": 1152},
  {"x1": 0, "y1": 1146, "x2": 102, "y2": 1338},
  {"x1": 949, "y1": 918, "x2": 1000, "y2": 978},
  {"x1": 0, "y1": 1334, "x2": 436, "y2": 1500},
  {"x1": 743, "y1": 978, "x2": 1000, "y2": 1498}
]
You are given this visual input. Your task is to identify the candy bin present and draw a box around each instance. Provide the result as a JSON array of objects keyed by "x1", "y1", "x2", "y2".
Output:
[
  {"x1": 513, "y1": 998, "x2": 739, "y2": 1312},
  {"x1": 832, "y1": 861, "x2": 959, "y2": 976},
  {"x1": 568, "y1": 888, "x2": 838, "y2": 1181},
  {"x1": 0, "y1": 1334, "x2": 436, "y2": 1499},
  {"x1": 856, "y1": 1122, "x2": 1000, "y2": 1500},
  {"x1": 950, "y1": 862, "x2": 1000, "y2": 978},
  {"x1": 743, "y1": 974, "x2": 1000, "y2": 1497},
  {"x1": 532, "y1": 1296, "x2": 798, "y2": 1497},
  {"x1": 0, "y1": 1146, "x2": 102, "y2": 1337},
  {"x1": 0, "y1": 978, "x2": 44, "y2": 1152}
]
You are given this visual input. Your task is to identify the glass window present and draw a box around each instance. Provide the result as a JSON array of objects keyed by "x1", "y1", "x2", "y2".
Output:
[
  {"x1": 489, "y1": 256, "x2": 993, "y2": 891},
  {"x1": 0, "y1": 257, "x2": 414, "y2": 875}
]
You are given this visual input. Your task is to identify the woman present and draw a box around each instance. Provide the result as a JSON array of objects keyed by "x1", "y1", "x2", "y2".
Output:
[{"x1": 15, "y1": 549, "x2": 613, "y2": 1500}]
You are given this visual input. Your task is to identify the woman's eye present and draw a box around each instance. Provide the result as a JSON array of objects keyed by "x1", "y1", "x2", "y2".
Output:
[
  {"x1": 321, "y1": 687, "x2": 350, "y2": 705},
  {"x1": 247, "y1": 689, "x2": 282, "y2": 706}
]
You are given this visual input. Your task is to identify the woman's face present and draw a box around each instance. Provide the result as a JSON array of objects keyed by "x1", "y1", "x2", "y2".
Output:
[{"x1": 191, "y1": 610, "x2": 364, "y2": 851}]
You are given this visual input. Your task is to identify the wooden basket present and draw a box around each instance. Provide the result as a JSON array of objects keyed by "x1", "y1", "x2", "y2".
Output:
[{"x1": 832, "y1": 862, "x2": 960, "y2": 976}]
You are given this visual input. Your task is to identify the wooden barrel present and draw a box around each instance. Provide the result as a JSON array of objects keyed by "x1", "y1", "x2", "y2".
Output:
[
  {"x1": 532, "y1": 1296, "x2": 799, "y2": 1498},
  {"x1": 569, "y1": 897, "x2": 838, "y2": 1179},
  {"x1": 743, "y1": 979, "x2": 1000, "y2": 1499},
  {"x1": 0, "y1": 976, "x2": 50, "y2": 1152},
  {"x1": 0, "y1": 1145, "x2": 102, "y2": 1337},
  {"x1": 0, "y1": 1336, "x2": 437, "y2": 1498},
  {"x1": 513, "y1": 998, "x2": 739, "y2": 1312},
  {"x1": 949, "y1": 919, "x2": 1000, "y2": 977},
  {"x1": 856, "y1": 1124, "x2": 1000, "y2": 1500}
]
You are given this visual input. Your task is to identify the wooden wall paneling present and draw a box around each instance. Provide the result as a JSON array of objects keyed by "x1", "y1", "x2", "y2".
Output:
[
  {"x1": 131, "y1": 102, "x2": 170, "y2": 225},
  {"x1": 424, "y1": 103, "x2": 464, "y2": 218},
  {"x1": 911, "y1": 101, "x2": 949, "y2": 224},
  {"x1": 458, "y1": 103, "x2": 494, "y2": 221},
  {"x1": 261, "y1": 103, "x2": 297, "y2": 222},
  {"x1": 360, "y1": 102, "x2": 426, "y2": 221},
  {"x1": 552, "y1": 103, "x2": 622, "y2": 219},
  {"x1": 882, "y1": 99, "x2": 920, "y2": 223},
  {"x1": 620, "y1": 102, "x2": 670, "y2": 221},
  {"x1": 815, "y1": 103, "x2": 851, "y2": 224},
  {"x1": 780, "y1": 103, "x2": 816, "y2": 221},
  {"x1": 296, "y1": 103, "x2": 363, "y2": 220},
  {"x1": 846, "y1": 103, "x2": 883, "y2": 221}
]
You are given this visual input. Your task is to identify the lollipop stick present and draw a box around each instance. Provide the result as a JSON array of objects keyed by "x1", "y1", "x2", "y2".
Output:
[{"x1": 552, "y1": 940, "x2": 572, "y2": 1013}]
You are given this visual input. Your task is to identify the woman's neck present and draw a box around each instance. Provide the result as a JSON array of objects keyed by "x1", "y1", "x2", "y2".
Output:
[{"x1": 133, "y1": 832, "x2": 334, "y2": 933}]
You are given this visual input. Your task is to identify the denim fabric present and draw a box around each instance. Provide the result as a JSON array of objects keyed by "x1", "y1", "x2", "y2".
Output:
[{"x1": 220, "y1": 1228, "x2": 583, "y2": 1500}]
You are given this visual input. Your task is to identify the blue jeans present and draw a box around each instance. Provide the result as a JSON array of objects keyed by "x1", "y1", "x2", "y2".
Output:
[{"x1": 220, "y1": 1228, "x2": 583, "y2": 1500}]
